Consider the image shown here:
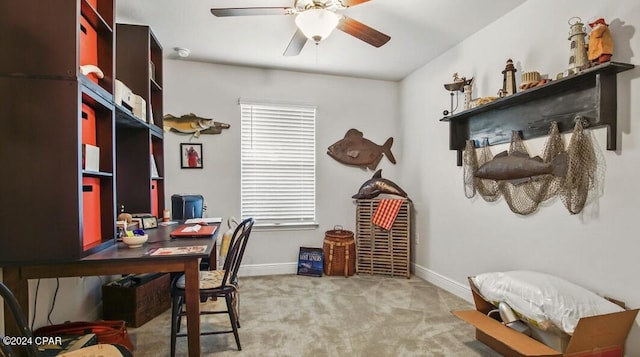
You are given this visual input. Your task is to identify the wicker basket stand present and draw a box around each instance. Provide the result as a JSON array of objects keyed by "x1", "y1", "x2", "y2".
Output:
[{"x1": 323, "y1": 226, "x2": 356, "y2": 277}]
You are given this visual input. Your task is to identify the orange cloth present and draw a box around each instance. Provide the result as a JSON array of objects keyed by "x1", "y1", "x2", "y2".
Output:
[{"x1": 371, "y1": 199, "x2": 404, "y2": 230}]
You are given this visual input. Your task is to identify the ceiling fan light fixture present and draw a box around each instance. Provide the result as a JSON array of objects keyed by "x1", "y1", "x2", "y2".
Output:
[{"x1": 295, "y1": 8, "x2": 339, "y2": 43}]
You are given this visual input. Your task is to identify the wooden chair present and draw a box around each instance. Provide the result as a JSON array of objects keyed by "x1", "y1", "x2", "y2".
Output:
[
  {"x1": 170, "y1": 217, "x2": 254, "y2": 356},
  {"x1": 0, "y1": 282, "x2": 133, "y2": 357}
]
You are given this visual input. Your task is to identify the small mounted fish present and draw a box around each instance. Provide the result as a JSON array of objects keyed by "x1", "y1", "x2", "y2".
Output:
[
  {"x1": 352, "y1": 169, "x2": 408, "y2": 199},
  {"x1": 163, "y1": 113, "x2": 230, "y2": 137},
  {"x1": 327, "y1": 129, "x2": 396, "y2": 170},
  {"x1": 475, "y1": 151, "x2": 568, "y2": 185}
]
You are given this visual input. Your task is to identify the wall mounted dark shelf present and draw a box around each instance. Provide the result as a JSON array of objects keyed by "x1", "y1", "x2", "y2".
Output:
[{"x1": 440, "y1": 61, "x2": 634, "y2": 166}]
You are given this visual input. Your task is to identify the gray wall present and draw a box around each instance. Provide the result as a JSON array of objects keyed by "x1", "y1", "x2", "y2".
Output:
[
  {"x1": 162, "y1": 60, "x2": 400, "y2": 274},
  {"x1": 4, "y1": 2, "x2": 640, "y2": 354},
  {"x1": 398, "y1": 0, "x2": 640, "y2": 353}
]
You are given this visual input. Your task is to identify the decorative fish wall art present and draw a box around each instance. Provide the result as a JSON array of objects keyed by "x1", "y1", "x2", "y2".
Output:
[
  {"x1": 474, "y1": 150, "x2": 568, "y2": 185},
  {"x1": 327, "y1": 129, "x2": 396, "y2": 170},
  {"x1": 163, "y1": 113, "x2": 230, "y2": 137}
]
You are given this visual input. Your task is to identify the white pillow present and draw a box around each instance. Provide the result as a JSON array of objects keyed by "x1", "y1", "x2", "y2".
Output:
[{"x1": 471, "y1": 270, "x2": 624, "y2": 334}]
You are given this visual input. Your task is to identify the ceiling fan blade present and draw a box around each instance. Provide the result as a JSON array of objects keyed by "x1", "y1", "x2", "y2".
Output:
[
  {"x1": 337, "y1": 16, "x2": 390, "y2": 48},
  {"x1": 283, "y1": 29, "x2": 308, "y2": 56},
  {"x1": 211, "y1": 7, "x2": 293, "y2": 17},
  {"x1": 340, "y1": 0, "x2": 372, "y2": 7}
]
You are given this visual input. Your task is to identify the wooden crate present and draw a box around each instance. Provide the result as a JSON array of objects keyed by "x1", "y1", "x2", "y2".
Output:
[
  {"x1": 102, "y1": 273, "x2": 171, "y2": 327},
  {"x1": 356, "y1": 199, "x2": 411, "y2": 278}
]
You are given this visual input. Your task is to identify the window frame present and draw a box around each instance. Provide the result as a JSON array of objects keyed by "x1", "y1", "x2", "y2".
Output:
[{"x1": 239, "y1": 99, "x2": 317, "y2": 229}]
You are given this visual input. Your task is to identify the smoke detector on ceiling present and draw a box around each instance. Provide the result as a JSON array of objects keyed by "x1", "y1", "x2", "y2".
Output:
[{"x1": 175, "y1": 47, "x2": 191, "y2": 58}]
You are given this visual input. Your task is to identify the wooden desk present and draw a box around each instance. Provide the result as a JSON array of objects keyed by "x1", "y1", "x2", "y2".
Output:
[{"x1": 2, "y1": 223, "x2": 219, "y2": 357}]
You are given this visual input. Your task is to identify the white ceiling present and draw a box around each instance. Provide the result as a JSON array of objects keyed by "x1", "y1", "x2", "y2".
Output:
[{"x1": 115, "y1": 0, "x2": 526, "y2": 81}]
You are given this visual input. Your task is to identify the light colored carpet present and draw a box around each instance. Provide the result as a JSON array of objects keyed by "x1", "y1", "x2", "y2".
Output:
[{"x1": 128, "y1": 274, "x2": 501, "y2": 357}]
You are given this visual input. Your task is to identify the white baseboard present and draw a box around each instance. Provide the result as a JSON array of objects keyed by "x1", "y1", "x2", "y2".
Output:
[
  {"x1": 239, "y1": 262, "x2": 298, "y2": 277},
  {"x1": 239, "y1": 262, "x2": 473, "y2": 304},
  {"x1": 412, "y1": 263, "x2": 473, "y2": 303}
]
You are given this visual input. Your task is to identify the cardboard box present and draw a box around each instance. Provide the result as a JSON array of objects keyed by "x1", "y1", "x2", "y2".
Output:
[
  {"x1": 453, "y1": 278, "x2": 639, "y2": 357},
  {"x1": 102, "y1": 273, "x2": 171, "y2": 328}
]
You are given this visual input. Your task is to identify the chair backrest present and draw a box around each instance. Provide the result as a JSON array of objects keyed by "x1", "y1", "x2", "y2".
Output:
[
  {"x1": 171, "y1": 194, "x2": 204, "y2": 220},
  {"x1": 0, "y1": 282, "x2": 44, "y2": 357},
  {"x1": 1, "y1": 282, "x2": 133, "y2": 357},
  {"x1": 221, "y1": 218, "x2": 254, "y2": 286}
]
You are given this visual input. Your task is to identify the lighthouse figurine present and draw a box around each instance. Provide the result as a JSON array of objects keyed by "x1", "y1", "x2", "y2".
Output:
[
  {"x1": 501, "y1": 59, "x2": 517, "y2": 96},
  {"x1": 567, "y1": 17, "x2": 589, "y2": 74}
]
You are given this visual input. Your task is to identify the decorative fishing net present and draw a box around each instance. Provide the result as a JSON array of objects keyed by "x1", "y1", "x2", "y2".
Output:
[
  {"x1": 559, "y1": 120, "x2": 605, "y2": 214},
  {"x1": 462, "y1": 120, "x2": 603, "y2": 215}
]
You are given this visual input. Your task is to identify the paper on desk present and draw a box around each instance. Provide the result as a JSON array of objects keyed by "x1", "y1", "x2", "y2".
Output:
[
  {"x1": 150, "y1": 245, "x2": 207, "y2": 256},
  {"x1": 184, "y1": 217, "x2": 223, "y2": 224},
  {"x1": 181, "y1": 224, "x2": 202, "y2": 232}
]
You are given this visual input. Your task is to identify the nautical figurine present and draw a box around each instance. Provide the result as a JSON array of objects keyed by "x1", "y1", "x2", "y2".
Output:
[
  {"x1": 327, "y1": 129, "x2": 396, "y2": 170},
  {"x1": 501, "y1": 59, "x2": 517, "y2": 96},
  {"x1": 352, "y1": 169, "x2": 408, "y2": 199},
  {"x1": 463, "y1": 81, "x2": 473, "y2": 110},
  {"x1": 519, "y1": 71, "x2": 548, "y2": 90},
  {"x1": 443, "y1": 73, "x2": 472, "y2": 92},
  {"x1": 474, "y1": 150, "x2": 568, "y2": 185},
  {"x1": 588, "y1": 18, "x2": 613, "y2": 64},
  {"x1": 163, "y1": 113, "x2": 230, "y2": 137},
  {"x1": 567, "y1": 17, "x2": 590, "y2": 74},
  {"x1": 443, "y1": 73, "x2": 473, "y2": 115}
]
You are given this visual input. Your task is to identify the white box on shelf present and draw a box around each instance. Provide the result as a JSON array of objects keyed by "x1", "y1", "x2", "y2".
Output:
[
  {"x1": 82, "y1": 144, "x2": 100, "y2": 172},
  {"x1": 150, "y1": 155, "x2": 159, "y2": 178},
  {"x1": 132, "y1": 95, "x2": 146, "y2": 122}
]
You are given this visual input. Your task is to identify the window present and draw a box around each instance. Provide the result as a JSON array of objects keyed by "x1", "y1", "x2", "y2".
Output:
[{"x1": 240, "y1": 100, "x2": 316, "y2": 227}]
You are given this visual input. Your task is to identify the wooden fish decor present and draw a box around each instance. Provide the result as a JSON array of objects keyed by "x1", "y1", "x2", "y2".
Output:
[
  {"x1": 163, "y1": 113, "x2": 230, "y2": 137},
  {"x1": 475, "y1": 150, "x2": 568, "y2": 185},
  {"x1": 327, "y1": 129, "x2": 396, "y2": 170},
  {"x1": 352, "y1": 169, "x2": 408, "y2": 199}
]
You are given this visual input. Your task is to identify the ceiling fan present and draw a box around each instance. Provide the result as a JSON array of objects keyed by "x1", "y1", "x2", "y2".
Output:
[{"x1": 211, "y1": 0, "x2": 391, "y2": 56}]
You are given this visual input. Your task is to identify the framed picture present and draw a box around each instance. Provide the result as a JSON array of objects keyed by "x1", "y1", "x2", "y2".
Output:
[{"x1": 180, "y1": 143, "x2": 203, "y2": 169}]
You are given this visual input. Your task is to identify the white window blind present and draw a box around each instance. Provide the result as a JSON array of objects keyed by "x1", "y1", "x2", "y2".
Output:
[{"x1": 240, "y1": 101, "x2": 316, "y2": 226}]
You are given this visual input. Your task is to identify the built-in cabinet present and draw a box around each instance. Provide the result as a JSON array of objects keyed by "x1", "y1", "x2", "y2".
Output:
[
  {"x1": 0, "y1": 1, "x2": 164, "y2": 264},
  {"x1": 115, "y1": 24, "x2": 165, "y2": 217}
]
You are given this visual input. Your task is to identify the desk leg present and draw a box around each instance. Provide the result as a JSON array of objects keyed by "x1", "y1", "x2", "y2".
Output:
[{"x1": 184, "y1": 259, "x2": 201, "y2": 357}]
